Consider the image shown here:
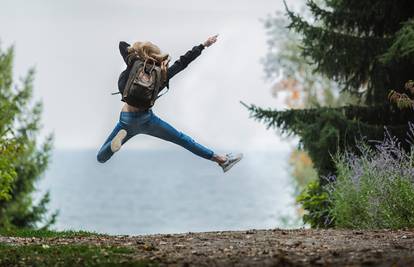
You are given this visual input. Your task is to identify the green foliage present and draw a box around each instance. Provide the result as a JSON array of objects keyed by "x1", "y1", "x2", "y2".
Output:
[
  {"x1": 0, "y1": 229, "x2": 104, "y2": 238},
  {"x1": 380, "y1": 20, "x2": 414, "y2": 64},
  {"x1": 0, "y1": 46, "x2": 18, "y2": 201},
  {"x1": 0, "y1": 244, "x2": 155, "y2": 267},
  {"x1": 0, "y1": 140, "x2": 18, "y2": 201},
  {"x1": 296, "y1": 180, "x2": 332, "y2": 228},
  {"x1": 328, "y1": 134, "x2": 414, "y2": 229},
  {"x1": 244, "y1": 103, "x2": 411, "y2": 177},
  {"x1": 0, "y1": 43, "x2": 56, "y2": 229},
  {"x1": 295, "y1": 124, "x2": 414, "y2": 229}
]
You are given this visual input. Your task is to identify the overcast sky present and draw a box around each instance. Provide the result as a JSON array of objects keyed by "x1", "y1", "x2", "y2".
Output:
[{"x1": 0, "y1": 0, "x2": 301, "y2": 152}]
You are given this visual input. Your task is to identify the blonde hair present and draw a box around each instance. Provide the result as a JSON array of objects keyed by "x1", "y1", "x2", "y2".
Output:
[{"x1": 127, "y1": 41, "x2": 170, "y2": 82}]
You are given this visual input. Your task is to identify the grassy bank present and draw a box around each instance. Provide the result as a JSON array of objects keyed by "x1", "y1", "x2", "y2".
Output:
[
  {"x1": 0, "y1": 229, "x2": 102, "y2": 238},
  {"x1": 0, "y1": 244, "x2": 155, "y2": 267},
  {"x1": 0, "y1": 229, "x2": 155, "y2": 267}
]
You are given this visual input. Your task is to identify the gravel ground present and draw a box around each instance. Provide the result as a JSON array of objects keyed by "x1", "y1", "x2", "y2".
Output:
[{"x1": 1, "y1": 228, "x2": 414, "y2": 266}]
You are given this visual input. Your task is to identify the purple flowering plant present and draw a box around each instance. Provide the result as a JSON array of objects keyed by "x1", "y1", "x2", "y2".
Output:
[{"x1": 326, "y1": 122, "x2": 414, "y2": 229}]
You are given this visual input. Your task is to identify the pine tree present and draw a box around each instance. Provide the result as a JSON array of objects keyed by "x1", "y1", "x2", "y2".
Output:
[
  {"x1": 0, "y1": 43, "x2": 57, "y2": 229},
  {"x1": 246, "y1": 0, "x2": 414, "y2": 178}
]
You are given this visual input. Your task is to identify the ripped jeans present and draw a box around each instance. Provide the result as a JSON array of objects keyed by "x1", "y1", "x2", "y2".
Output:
[{"x1": 97, "y1": 109, "x2": 215, "y2": 163}]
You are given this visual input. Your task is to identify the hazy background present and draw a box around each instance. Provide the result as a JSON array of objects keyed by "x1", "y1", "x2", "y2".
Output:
[{"x1": 0, "y1": 0, "x2": 300, "y2": 151}]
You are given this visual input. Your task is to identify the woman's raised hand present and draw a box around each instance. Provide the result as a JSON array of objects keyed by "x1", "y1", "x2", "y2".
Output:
[{"x1": 203, "y1": 34, "x2": 219, "y2": 48}]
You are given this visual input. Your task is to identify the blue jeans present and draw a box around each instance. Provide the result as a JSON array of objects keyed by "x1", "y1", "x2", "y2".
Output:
[{"x1": 97, "y1": 110, "x2": 215, "y2": 163}]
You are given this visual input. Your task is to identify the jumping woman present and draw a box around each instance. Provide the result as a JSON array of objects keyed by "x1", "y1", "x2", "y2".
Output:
[{"x1": 97, "y1": 34, "x2": 243, "y2": 172}]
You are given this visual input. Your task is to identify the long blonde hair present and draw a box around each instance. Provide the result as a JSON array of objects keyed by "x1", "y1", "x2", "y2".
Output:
[{"x1": 127, "y1": 41, "x2": 170, "y2": 82}]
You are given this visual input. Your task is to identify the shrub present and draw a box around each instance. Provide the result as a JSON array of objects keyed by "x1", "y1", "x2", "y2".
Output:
[
  {"x1": 328, "y1": 124, "x2": 414, "y2": 229},
  {"x1": 296, "y1": 180, "x2": 333, "y2": 228}
]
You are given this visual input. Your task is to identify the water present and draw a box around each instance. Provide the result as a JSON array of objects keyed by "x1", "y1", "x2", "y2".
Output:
[{"x1": 36, "y1": 149, "x2": 295, "y2": 235}]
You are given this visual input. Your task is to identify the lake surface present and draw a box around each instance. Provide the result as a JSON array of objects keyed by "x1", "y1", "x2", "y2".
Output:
[{"x1": 36, "y1": 149, "x2": 295, "y2": 235}]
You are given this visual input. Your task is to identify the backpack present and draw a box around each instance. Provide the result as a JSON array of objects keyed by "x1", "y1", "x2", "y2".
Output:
[{"x1": 122, "y1": 58, "x2": 167, "y2": 109}]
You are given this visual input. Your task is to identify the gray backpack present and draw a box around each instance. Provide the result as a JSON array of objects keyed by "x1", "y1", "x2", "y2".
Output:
[{"x1": 122, "y1": 58, "x2": 166, "y2": 109}]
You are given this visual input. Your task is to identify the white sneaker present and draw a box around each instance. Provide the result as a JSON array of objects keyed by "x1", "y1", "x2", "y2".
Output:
[
  {"x1": 219, "y1": 153, "x2": 243, "y2": 173},
  {"x1": 111, "y1": 129, "x2": 127, "y2": 153}
]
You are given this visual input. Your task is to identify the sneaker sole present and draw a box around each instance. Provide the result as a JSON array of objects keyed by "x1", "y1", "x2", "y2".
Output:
[
  {"x1": 111, "y1": 129, "x2": 127, "y2": 153},
  {"x1": 223, "y1": 153, "x2": 243, "y2": 173}
]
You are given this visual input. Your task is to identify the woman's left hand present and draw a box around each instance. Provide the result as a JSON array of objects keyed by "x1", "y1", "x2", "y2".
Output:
[{"x1": 203, "y1": 34, "x2": 219, "y2": 47}]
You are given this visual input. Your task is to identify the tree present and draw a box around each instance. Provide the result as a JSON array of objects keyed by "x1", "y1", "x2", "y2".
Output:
[
  {"x1": 246, "y1": 0, "x2": 414, "y2": 179},
  {"x1": 259, "y1": 2, "x2": 358, "y2": 194},
  {"x1": 0, "y1": 43, "x2": 57, "y2": 229}
]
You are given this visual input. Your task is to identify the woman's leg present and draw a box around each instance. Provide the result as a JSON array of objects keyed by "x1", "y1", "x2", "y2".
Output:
[
  {"x1": 144, "y1": 113, "x2": 215, "y2": 160},
  {"x1": 96, "y1": 122, "x2": 134, "y2": 163}
]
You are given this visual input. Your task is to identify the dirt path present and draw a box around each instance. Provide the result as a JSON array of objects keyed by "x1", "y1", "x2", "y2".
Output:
[{"x1": 1, "y1": 229, "x2": 414, "y2": 266}]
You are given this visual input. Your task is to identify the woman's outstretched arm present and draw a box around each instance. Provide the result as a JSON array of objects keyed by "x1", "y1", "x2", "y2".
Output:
[
  {"x1": 167, "y1": 34, "x2": 218, "y2": 81},
  {"x1": 166, "y1": 44, "x2": 205, "y2": 80}
]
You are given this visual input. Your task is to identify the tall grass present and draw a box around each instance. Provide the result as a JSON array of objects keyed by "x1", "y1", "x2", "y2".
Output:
[{"x1": 328, "y1": 123, "x2": 414, "y2": 229}]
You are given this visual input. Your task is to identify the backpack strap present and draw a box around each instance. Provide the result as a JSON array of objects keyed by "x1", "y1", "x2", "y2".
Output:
[
  {"x1": 123, "y1": 60, "x2": 142, "y2": 99},
  {"x1": 149, "y1": 67, "x2": 163, "y2": 106},
  {"x1": 156, "y1": 87, "x2": 169, "y2": 99},
  {"x1": 157, "y1": 66, "x2": 163, "y2": 88},
  {"x1": 155, "y1": 66, "x2": 170, "y2": 99}
]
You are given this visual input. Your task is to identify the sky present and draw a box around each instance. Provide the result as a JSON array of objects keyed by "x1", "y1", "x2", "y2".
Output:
[{"x1": 0, "y1": 0, "x2": 301, "y2": 152}]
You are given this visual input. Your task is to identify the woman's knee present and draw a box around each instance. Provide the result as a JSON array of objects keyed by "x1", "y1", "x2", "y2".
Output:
[
  {"x1": 96, "y1": 154, "x2": 105, "y2": 163},
  {"x1": 96, "y1": 150, "x2": 110, "y2": 163}
]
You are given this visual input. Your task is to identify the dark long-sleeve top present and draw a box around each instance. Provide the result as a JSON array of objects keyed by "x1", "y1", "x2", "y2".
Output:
[{"x1": 117, "y1": 41, "x2": 205, "y2": 96}]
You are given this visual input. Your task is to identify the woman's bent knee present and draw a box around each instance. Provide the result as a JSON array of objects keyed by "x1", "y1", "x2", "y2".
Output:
[{"x1": 96, "y1": 153, "x2": 108, "y2": 163}]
